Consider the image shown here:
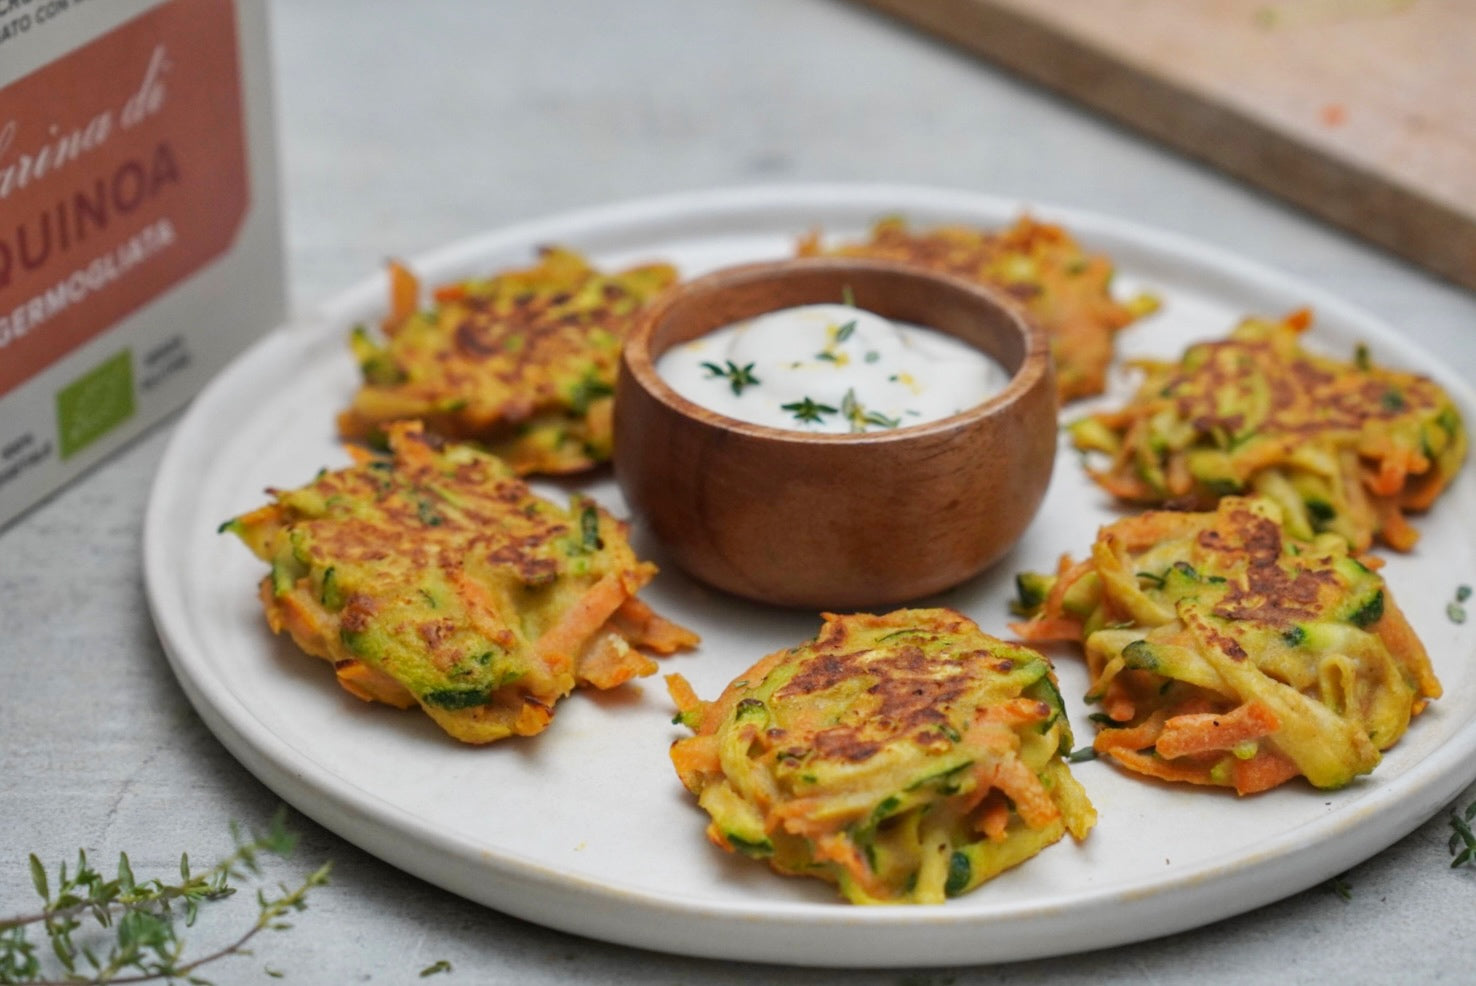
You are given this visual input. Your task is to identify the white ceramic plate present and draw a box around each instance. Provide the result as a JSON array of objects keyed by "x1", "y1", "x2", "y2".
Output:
[{"x1": 144, "y1": 184, "x2": 1476, "y2": 967}]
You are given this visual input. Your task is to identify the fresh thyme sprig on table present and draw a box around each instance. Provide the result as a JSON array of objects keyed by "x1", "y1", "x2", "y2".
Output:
[
  {"x1": 1448, "y1": 800, "x2": 1476, "y2": 868},
  {"x1": 0, "y1": 809, "x2": 330, "y2": 985}
]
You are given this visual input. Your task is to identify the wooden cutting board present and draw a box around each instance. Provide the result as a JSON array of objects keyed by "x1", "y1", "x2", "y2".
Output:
[{"x1": 850, "y1": 0, "x2": 1476, "y2": 292}]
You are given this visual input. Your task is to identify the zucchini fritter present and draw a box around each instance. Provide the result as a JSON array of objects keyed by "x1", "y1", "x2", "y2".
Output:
[
  {"x1": 667, "y1": 609, "x2": 1095, "y2": 905},
  {"x1": 797, "y1": 216, "x2": 1158, "y2": 402},
  {"x1": 339, "y1": 247, "x2": 678, "y2": 475},
  {"x1": 1070, "y1": 310, "x2": 1467, "y2": 552},
  {"x1": 223, "y1": 422, "x2": 697, "y2": 744},
  {"x1": 1011, "y1": 497, "x2": 1440, "y2": 794}
]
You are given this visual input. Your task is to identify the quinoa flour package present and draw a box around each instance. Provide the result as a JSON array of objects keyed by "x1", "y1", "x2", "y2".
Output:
[{"x1": 0, "y1": 0, "x2": 284, "y2": 527}]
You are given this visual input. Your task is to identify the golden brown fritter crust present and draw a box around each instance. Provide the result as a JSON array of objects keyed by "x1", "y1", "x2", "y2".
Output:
[
  {"x1": 1069, "y1": 310, "x2": 1467, "y2": 551},
  {"x1": 667, "y1": 609, "x2": 1094, "y2": 904},
  {"x1": 1011, "y1": 496, "x2": 1440, "y2": 794},
  {"x1": 340, "y1": 247, "x2": 678, "y2": 475},
  {"x1": 223, "y1": 422, "x2": 697, "y2": 743}
]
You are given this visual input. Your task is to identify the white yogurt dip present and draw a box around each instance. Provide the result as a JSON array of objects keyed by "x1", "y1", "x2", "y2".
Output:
[{"x1": 655, "y1": 303, "x2": 1010, "y2": 433}]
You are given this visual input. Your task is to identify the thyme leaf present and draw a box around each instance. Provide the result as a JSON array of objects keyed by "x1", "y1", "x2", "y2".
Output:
[
  {"x1": 780, "y1": 397, "x2": 838, "y2": 425},
  {"x1": 863, "y1": 410, "x2": 900, "y2": 430},
  {"x1": 701, "y1": 360, "x2": 761, "y2": 396},
  {"x1": 1449, "y1": 800, "x2": 1476, "y2": 869},
  {"x1": 841, "y1": 388, "x2": 861, "y2": 431},
  {"x1": 837, "y1": 388, "x2": 899, "y2": 432}
]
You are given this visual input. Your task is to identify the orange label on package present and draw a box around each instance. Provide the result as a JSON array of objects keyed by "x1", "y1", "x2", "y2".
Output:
[{"x1": 0, "y1": 0, "x2": 248, "y2": 398}]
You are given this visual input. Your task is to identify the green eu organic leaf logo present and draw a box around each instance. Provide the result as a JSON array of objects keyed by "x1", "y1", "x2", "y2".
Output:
[{"x1": 56, "y1": 351, "x2": 136, "y2": 459}]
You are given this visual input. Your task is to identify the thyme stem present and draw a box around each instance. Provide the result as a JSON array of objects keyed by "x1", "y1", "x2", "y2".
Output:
[{"x1": 0, "y1": 810, "x2": 330, "y2": 985}]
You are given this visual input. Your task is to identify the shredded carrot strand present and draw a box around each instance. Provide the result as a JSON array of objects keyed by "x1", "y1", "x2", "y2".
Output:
[
  {"x1": 383, "y1": 259, "x2": 420, "y2": 331},
  {"x1": 669, "y1": 734, "x2": 720, "y2": 783},
  {"x1": 335, "y1": 661, "x2": 417, "y2": 708},
  {"x1": 1373, "y1": 496, "x2": 1420, "y2": 551},
  {"x1": 1093, "y1": 709, "x2": 1168, "y2": 753},
  {"x1": 1009, "y1": 616, "x2": 1083, "y2": 643},
  {"x1": 978, "y1": 795, "x2": 1011, "y2": 843},
  {"x1": 534, "y1": 572, "x2": 632, "y2": 669},
  {"x1": 1231, "y1": 748, "x2": 1300, "y2": 795},
  {"x1": 1100, "y1": 748, "x2": 1219, "y2": 788},
  {"x1": 1153, "y1": 702, "x2": 1280, "y2": 760},
  {"x1": 575, "y1": 632, "x2": 656, "y2": 690},
  {"x1": 613, "y1": 596, "x2": 700, "y2": 653}
]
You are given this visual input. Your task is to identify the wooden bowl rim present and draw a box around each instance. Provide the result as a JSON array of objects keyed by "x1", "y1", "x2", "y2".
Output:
[{"x1": 620, "y1": 257, "x2": 1054, "y2": 447}]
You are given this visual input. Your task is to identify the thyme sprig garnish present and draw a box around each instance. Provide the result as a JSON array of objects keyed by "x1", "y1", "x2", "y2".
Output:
[
  {"x1": 841, "y1": 388, "x2": 899, "y2": 432},
  {"x1": 780, "y1": 391, "x2": 899, "y2": 431},
  {"x1": 700, "y1": 360, "x2": 760, "y2": 396},
  {"x1": 0, "y1": 810, "x2": 330, "y2": 985},
  {"x1": 780, "y1": 397, "x2": 838, "y2": 425},
  {"x1": 840, "y1": 389, "x2": 863, "y2": 431},
  {"x1": 813, "y1": 319, "x2": 858, "y2": 363}
]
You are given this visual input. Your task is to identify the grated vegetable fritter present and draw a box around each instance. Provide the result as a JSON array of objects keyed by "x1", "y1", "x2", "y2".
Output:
[
  {"x1": 222, "y1": 421, "x2": 697, "y2": 743},
  {"x1": 1069, "y1": 310, "x2": 1467, "y2": 552},
  {"x1": 1011, "y1": 496, "x2": 1440, "y2": 794},
  {"x1": 667, "y1": 609, "x2": 1095, "y2": 904},
  {"x1": 339, "y1": 247, "x2": 678, "y2": 475}
]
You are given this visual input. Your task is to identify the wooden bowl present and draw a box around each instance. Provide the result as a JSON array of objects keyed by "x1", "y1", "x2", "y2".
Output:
[{"x1": 614, "y1": 258, "x2": 1057, "y2": 609}]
